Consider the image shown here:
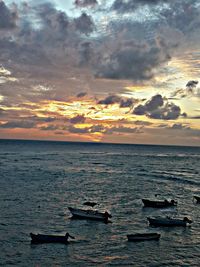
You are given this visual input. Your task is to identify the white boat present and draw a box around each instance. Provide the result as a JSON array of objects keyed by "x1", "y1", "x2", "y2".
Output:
[
  {"x1": 68, "y1": 207, "x2": 112, "y2": 222},
  {"x1": 127, "y1": 233, "x2": 160, "y2": 242},
  {"x1": 147, "y1": 216, "x2": 192, "y2": 227}
]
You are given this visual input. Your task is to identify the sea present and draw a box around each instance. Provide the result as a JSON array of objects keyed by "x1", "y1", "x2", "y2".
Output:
[{"x1": 0, "y1": 139, "x2": 200, "y2": 267}]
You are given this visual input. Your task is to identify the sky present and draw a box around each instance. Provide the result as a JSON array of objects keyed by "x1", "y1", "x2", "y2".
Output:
[{"x1": 0, "y1": 0, "x2": 200, "y2": 146}]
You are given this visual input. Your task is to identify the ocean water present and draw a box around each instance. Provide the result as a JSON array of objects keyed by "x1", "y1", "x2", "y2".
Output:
[{"x1": 0, "y1": 140, "x2": 200, "y2": 267}]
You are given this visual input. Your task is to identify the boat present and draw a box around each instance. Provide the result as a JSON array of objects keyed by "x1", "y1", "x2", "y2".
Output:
[
  {"x1": 142, "y1": 198, "x2": 177, "y2": 208},
  {"x1": 30, "y1": 232, "x2": 75, "y2": 244},
  {"x1": 127, "y1": 233, "x2": 160, "y2": 242},
  {"x1": 147, "y1": 216, "x2": 192, "y2": 227},
  {"x1": 68, "y1": 207, "x2": 112, "y2": 222},
  {"x1": 83, "y1": 201, "x2": 97, "y2": 207},
  {"x1": 193, "y1": 196, "x2": 200, "y2": 203}
]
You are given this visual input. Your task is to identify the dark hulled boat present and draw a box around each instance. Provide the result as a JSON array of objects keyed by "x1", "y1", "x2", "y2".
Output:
[
  {"x1": 194, "y1": 196, "x2": 200, "y2": 203},
  {"x1": 142, "y1": 199, "x2": 177, "y2": 208},
  {"x1": 147, "y1": 216, "x2": 192, "y2": 227},
  {"x1": 127, "y1": 233, "x2": 160, "y2": 242},
  {"x1": 30, "y1": 232, "x2": 74, "y2": 244}
]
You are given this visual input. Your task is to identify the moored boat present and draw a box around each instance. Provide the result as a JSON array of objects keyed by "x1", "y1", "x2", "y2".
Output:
[
  {"x1": 83, "y1": 201, "x2": 97, "y2": 207},
  {"x1": 30, "y1": 232, "x2": 75, "y2": 244},
  {"x1": 142, "y1": 199, "x2": 177, "y2": 208},
  {"x1": 127, "y1": 233, "x2": 160, "y2": 242},
  {"x1": 68, "y1": 207, "x2": 112, "y2": 222},
  {"x1": 147, "y1": 216, "x2": 192, "y2": 227},
  {"x1": 193, "y1": 195, "x2": 200, "y2": 203}
]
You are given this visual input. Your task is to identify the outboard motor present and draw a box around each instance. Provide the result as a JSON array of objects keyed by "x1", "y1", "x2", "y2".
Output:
[{"x1": 183, "y1": 217, "x2": 192, "y2": 224}]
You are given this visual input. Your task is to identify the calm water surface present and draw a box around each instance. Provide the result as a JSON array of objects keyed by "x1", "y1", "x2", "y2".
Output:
[{"x1": 0, "y1": 140, "x2": 200, "y2": 266}]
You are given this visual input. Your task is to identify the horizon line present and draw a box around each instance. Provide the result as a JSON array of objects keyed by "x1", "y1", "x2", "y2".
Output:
[{"x1": 0, "y1": 138, "x2": 199, "y2": 148}]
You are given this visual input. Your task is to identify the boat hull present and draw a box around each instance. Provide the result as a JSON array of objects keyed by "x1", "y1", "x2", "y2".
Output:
[
  {"x1": 147, "y1": 217, "x2": 188, "y2": 227},
  {"x1": 68, "y1": 207, "x2": 110, "y2": 221},
  {"x1": 30, "y1": 233, "x2": 69, "y2": 244},
  {"x1": 194, "y1": 196, "x2": 200, "y2": 203},
  {"x1": 142, "y1": 199, "x2": 176, "y2": 208},
  {"x1": 127, "y1": 233, "x2": 160, "y2": 242}
]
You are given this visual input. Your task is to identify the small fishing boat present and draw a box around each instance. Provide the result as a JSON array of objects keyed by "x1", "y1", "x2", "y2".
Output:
[
  {"x1": 142, "y1": 199, "x2": 177, "y2": 208},
  {"x1": 147, "y1": 216, "x2": 192, "y2": 227},
  {"x1": 127, "y1": 233, "x2": 160, "y2": 242},
  {"x1": 83, "y1": 201, "x2": 97, "y2": 207},
  {"x1": 30, "y1": 232, "x2": 75, "y2": 244},
  {"x1": 68, "y1": 207, "x2": 112, "y2": 222},
  {"x1": 193, "y1": 196, "x2": 200, "y2": 203}
]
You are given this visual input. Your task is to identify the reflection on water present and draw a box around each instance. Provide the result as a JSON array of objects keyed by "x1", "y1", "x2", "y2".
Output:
[{"x1": 0, "y1": 140, "x2": 200, "y2": 266}]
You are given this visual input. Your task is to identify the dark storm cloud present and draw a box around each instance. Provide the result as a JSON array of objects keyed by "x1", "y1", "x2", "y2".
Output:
[
  {"x1": 134, "y1": 94, "x2": 163, "y2": 115},
  {"x1": 95, "y1": 39, "x2": 171, "y2": 81},
  {"x1": 0, "y1": 2, "x2": 95, "y2": 68},
  {"x1": 74, "y1": 13, "x2": 95, "y2": 35},
  {"x1": 79, "y1": 41, "x2": 93, "y2": 66},
  {"x1": 98, "y1": 95, "x2": 135, "y2": 108},
  {"x1": 74, "y1": 0, "x2": 98, "y2": 8},
  {"x1": 98, "y1": 95, "x2": 121, "y2": 105},
  {"x1": 0, "y1": 1, "x2": 18, "y2": 29},
  {"x1": 160, "y1": 1, "x2": 200, "y2": 35},
  {"x1": 70, "y1": 114, "x2": 86, "y2": 124},
  {"x1": 133, "y1": 94, "x2": 183, "y2": 120},
  {"x1": 0, "y1": 0, "x2": 199, "y2": 96},
  {"x1": 119, "y1": 98, "x2": 135, "y2": 108}
]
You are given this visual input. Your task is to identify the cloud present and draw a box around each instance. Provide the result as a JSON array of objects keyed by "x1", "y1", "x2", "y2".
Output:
[
  {"x1": 68, "y1": 125, "x2": 103, "y2": 134},
  {"x1": 98, "y1": 94, "x2": 136, "y2": 108},
  {"x1": 112, "y1": 0, "x2": 165, "y2": 13},
  {"x1": 106, "y1": 126, "x2": 142, "y2": 134},
  {"x1": 133, "y1": 94, "x2": 183, "y2": 120},
  {"x1": 74, "y1": 0, "x2": 98, "y2": 8},
  {"x1": 98, "y1": 95, "x2": 121, "y2": 105},
  {"x1": 120, "y1": 98, "x2": 135, "y2": 108},
  {"x1": 76, "y1": 92, "x2": 87, "y2": 98},
  {"x1": 189, "y1": 116, "x2": 200, "y2": 119},
  {"x1": 171, "y1": 80, "x2": 200, "y2": 99},
  {"x1": 0, "y1": 1, "x2": 18, "y2": 29},
  {"x1": 74, "y1": 13, "x2": 95, "y2": 35},
  {"x1": 186, "y1": 80, "x2": 198, "y2": 92},
  {"x1": 134, "y1": 120, "x2": 153, "y2": 126},
  {"x1": 40, "y1": 125, "x2": 60, "y2": 131},
  {"x1": 0, "y1": 120, "x2": 35, "y2": 129},
  {"x1": 95, "y1": 39, "x2": 171, "y2": 81},
  {"x1": 171, "y1": 123, "x2": 190, "y2": 130},
  {"x1": 68, "y1": 124, "x2": 142, "y2": 135},
  {"x1": 70, "y1": 114, "x2": 86, "y2": 124}
]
